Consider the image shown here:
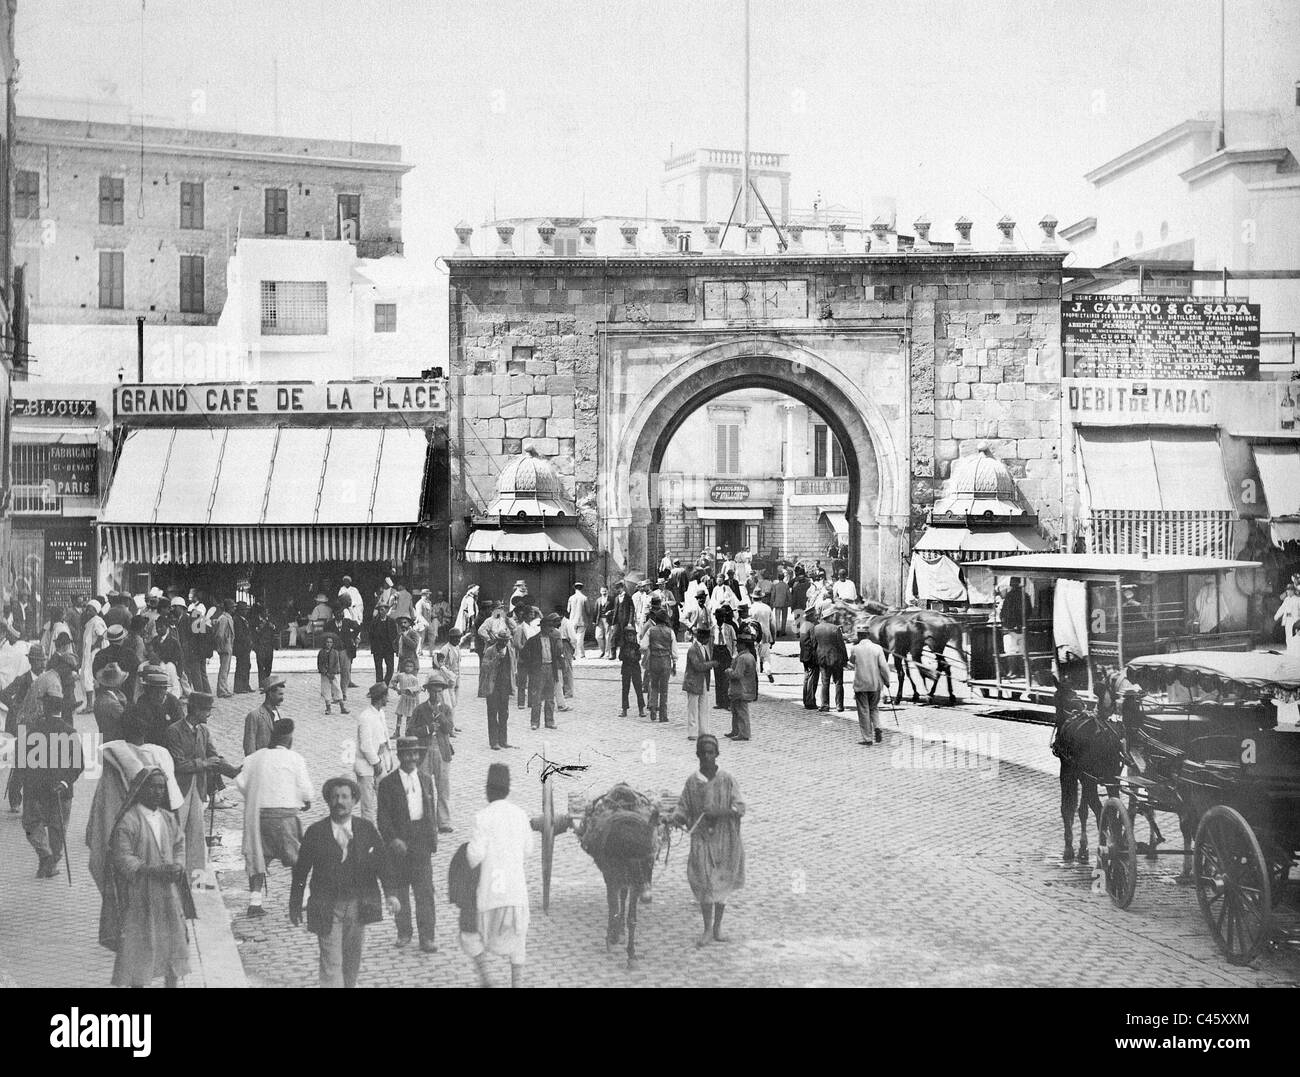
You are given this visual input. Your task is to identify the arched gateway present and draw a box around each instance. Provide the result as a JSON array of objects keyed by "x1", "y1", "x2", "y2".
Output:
[
  {"x1": 606, "y1": 337, "x2": 906, "y2": 603},
  {"x1": 447, "y1": 247, "x2": 1065, "y2": 610}
]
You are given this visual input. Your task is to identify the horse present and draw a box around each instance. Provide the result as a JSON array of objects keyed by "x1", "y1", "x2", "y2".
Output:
[
  {"x1": 853, "y1": 600, "x2": 967, "y2": 705},
  {"x1": 578, "y1": 784, "x2": 662, "y2": 969},
  {"x1": 1049, "y1": 672, "x2": 1124, "y2": 864}
]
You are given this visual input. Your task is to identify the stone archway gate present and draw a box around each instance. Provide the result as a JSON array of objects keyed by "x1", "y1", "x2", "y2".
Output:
[{"x1": 448, "y1": 251, "x2": 1065, "y2": 604}]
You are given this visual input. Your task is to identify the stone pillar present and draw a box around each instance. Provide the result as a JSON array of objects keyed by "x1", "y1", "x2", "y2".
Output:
[
  {"x1": 453, "y1": 221, "x2": 474, "y2": 256},
  {"x1": 579, "y1": 220, "x2": 598, "y2": 255},
  {"x1": 536, "y1": 219, "x2": 556, "y2": 256},
  {"x1": 1038, "y1": 213, "x2": 1060, "y2": 251},
  {"x1": 913, "y1": 216, "x2": 932, "y2": 252},
  {"x1": 997, "y1": 215, "x2": 1016, "y2": 251},
  {"x1": 827, "y1": 221, "x2": 846, "y2": 253},
  {"x1": 785, "y1": 222, "x2": 804, "y2": 253},
  {"x1": 954, "y1": 216, "x2": 973, "y2": 252},
  {"x1": 618, "y1": 221, "x2": 640, "y2": 254},
  {"x1": 744, "y1": 221, "x2": 764, "y2": 254},
  {"x1": 661, "y1": 221, "x2": 681, "y2": 253}
]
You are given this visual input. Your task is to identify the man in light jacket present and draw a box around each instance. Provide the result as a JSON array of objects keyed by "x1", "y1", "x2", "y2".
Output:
[
  {"x1": 848, "y1": 627, "x2": 891, "y2": 746},
  {"x1": 213, "y1": 600, "x2": 235, "y2": 698},
  {"x1": 353, "y1": 683, "x2": 392, "y2": 822},
  {"x1": 681, "y1": 625, "x2": 712, "y2": 741}
]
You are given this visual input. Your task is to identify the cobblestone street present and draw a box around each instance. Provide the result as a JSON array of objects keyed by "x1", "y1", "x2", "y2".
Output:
[{"x1": 188, "y1": 644, "x2": 1300, "y2": 989}]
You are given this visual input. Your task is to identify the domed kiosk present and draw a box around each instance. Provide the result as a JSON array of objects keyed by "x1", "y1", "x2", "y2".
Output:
[
  {"x1": 462, "y1": 450, "x2": 594, "y2": 608},
  {"x1": 909, "y1": 445, "x2": 1052, "y2": 608}
]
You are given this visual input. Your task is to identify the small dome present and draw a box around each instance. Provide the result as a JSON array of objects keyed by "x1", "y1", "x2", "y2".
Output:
[
  {"x1": 495, "y1": 449, "x2": 565, "y2": 499},
  {"x1": 948, "y1": 444, "x2": 1016, "y2": 500}
]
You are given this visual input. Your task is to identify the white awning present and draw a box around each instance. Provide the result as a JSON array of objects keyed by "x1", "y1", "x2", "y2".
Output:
[
  {"x1": 1077, "y1": 427, "x2": 1232, "y2": 512},
  {"x1": 695, "y1": 507, "x2": 765, "y2": 521},
  {"x1": 821, "y1": 511, "x2": 849, "y2": 538},
  {"x1": 11, "y1": 423, "x2": 101, "y2": 445},
  {"x1": 462, "y1": 526, "x2": 594, "y2": 563},
  {"x1": 1254, "y1": 444, "x2": 1300, "y2": 518}
]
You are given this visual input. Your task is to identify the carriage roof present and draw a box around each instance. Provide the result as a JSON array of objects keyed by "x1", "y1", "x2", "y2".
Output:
[
  {"x1": 980, "y1": 554, "x2": 1260, "y2": 579},
  {"x1": 1126, "y1": 651, "x2": 1300, "y2": 695}
]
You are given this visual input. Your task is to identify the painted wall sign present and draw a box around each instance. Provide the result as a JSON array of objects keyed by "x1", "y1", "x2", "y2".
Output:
[
  {"x1": 1062, "y1": 294, "x2": 1260, "y2": 380},
  {"x1": 703, "y1": 280, "x2": 808, "y2": 321},
  {"x1": 710, "y1": 482, "x2": 751, "y2": 502},
  {"x1": 13, "y1": 398, "x2": 97, "y2": 418},
  {"x1": 114, "y1": 379, "x2": 447, "y2": 417}
]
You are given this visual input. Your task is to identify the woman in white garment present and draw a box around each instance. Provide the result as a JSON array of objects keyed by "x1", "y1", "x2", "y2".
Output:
[{"x1": 1275, "y1": 583, "x2": 1300, "y2": 658}]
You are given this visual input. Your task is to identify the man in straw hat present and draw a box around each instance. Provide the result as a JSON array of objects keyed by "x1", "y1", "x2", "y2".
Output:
[
  {"x1": 665, "y1": 733, "x2": 746, "y2": 948},
  {"x1": 129, "y1": 664, "x2": 185, "y2": 747},
  {"x1": 94, "y1": 622, "x2": 140, "y2": 700},
  {"x1": 726, "y1": 627, "x2": 759, "y2": 742},
  {"x1": 290, "y1": 775, "x2": 392, "y2": 988},
  {"x1": 165, "y1": 690, "x2": 240, "y2": 874},
  {"x1": 354, "y1": 683, "x2": 393, "y2": 823},
  {"x1": 461, "y1": 762, "x2": 531, "y2": 987},
  {"x1": 377, "y1": 736, "x2": 439, "y2": 952},
  {"x1": 1, "y1": 640, "x2": 58, "y2": 812},
  {"x1": 477, "y1": 624, "x2": 513, "y2": 751},
  {"x1": 243, "y1": 675, "x2": 287, "y2": 758},
  {"x1": 236, "y1": 717, "x2": 312, "y2": 918},
  {"x1": 92, "y1": 661, "x2": 130, "y2": 743},
  {"x1": 20, "y1": 692, "x2": 83, "y2": 877}
]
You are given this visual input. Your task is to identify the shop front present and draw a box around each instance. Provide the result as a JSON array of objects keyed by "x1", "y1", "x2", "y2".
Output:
[{"x1": 98, "y1": 379, "x2": 448, "y2": 618}]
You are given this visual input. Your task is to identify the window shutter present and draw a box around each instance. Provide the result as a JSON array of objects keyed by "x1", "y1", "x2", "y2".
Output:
[
  {"x1": 728, "y1": 425, "x2": 739, "y2": 474},
  {"x1": 715, "y1": 426, "x2": 726, "y2": 473}
]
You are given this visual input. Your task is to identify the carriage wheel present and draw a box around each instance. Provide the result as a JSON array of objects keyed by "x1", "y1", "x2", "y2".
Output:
[
  {"x1": 1194, "y1": 806, "x2": 1272, "y2": 966},
  {"x1": 541, "y1": 779, "x2": 555, "y2": 914},
  {"x1": 1099, "y1": 798, "x2": 1138, "y2": 910}
]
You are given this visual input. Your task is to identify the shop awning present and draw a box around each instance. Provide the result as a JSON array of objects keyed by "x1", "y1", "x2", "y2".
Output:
[
  {"x1": 11, "y1": 424, "x2": 101, "y2": 445},
  {"x1": 1077, "y1": 428, "x2": 1232, "y2": 512},
  {"x1": 821, "y1": 511, "x2": 849, "y2": 538},
  {"x1": 462, "y1": 526, "x2": 594, "y2": 564},
  {"x1": 99, "y1": 426, "x2": 430, "y2": 564},
  {"x1": 914, "y1": 526, "x2": 1054, "y2": 559},
  {"x1": 1253, "y1": 444, "x2": 1300, "y2": 518},
  {"x1": 694, "y1": 507, "x2": 767, "y2": 521}
]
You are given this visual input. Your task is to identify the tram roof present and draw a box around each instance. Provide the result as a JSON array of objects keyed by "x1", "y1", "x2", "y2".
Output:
[{"x1": 979, "y1": 554, "x2": 1260, "y2": 577}]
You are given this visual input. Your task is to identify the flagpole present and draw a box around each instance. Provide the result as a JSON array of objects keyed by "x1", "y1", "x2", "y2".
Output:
[{"x1": 742, "y1": 0, "x2": 751, "y2": 223}]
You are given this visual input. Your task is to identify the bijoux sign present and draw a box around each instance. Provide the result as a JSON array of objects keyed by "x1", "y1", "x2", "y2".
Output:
[
  {"x1": 13, "y1": 398, "x2": 97, "y2": 418},
  {"x1": 114, "y1": 379, "x2": 447, "y2": 417}
]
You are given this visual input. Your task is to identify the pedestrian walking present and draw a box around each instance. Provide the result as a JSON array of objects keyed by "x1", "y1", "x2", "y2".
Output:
[
  {"x1": 370, "y1": 603, "x2": 396, "y2": 683},
  {"x1": 789, "y1": 568, "x2": 811, "y2": 637},
  {"x1": 770, "y1": 571, "x2": 790, "y2": 637},
  {"x1": 749, "y1": 594, "x2": 777, "y2": 683},
  {"x1": 92, "y1": 662, "x2": 129, "y2": 743},
  {"x1": 289, "y1": 777, "x2": 392, "y2": 989},
  {"x1": 79, "y1": 598, "x2": 108, "y2": 711},
  {"x1": 318, "y1": 634, "x2": 346, "y2": 714},
  {"x1": 726, "y1": 629, "x2": 758, "y2": 741},
  {"x1": 814, "y1": 612, "x2": 848, "y2": 713},
  {"x1": 848, "y1": 627, "x2": 890, "y2": 745},
  {"x1": 522, "y1": 612, "x2": 562, "y2": 730},
  {"x1": 461, "y1": 762, "x2": 532, "y2": 988},
  {"x1": 712, "y1": 608, "x2": 737, "y2": 712},
  {"x1": 339, "y1": 575, "x2": 365, "y2": 629},
  {"x1": 106, "y1": 769, "x2": 193, "y2": 988},
  {"x1": 665, "y1": 735, "x2": 745, "y2": 948},
  {"x1": 592, "y1": 586, "x2": 612, "y2": 658},
  {"x1": 610, "y1": 582, "x2": 633, "y2": 660},
  {"x1": 682, "y1": 625, "x2": 712, "y2": 741},
  {"x1": 244, "y1": 675, "x2": 287, "y2": 757},
  {"x1": 233, "y1": 600, "x2": 254, "y2": 693},
  {"x1": 618, "y1": 626, "x2": 646, "y2": 717},
  {"x1": 165, "y1": 691, "x2": 239, "y2": 874},
  {"x1": 410, "y1": 671, "x2": 456, "y2": 832},
  {"x1": 378, "y1": 737, "x2": 440, "y2": 952},
  {"x1": 478, "y1": 626, "x2": 513, "y2": 750},
  {"x1": 128, "y1": 665, "x2": 185, "y2": 747},
  {"x1": 397, "y1": 616, "x2": 422, "y2": 674},
  {"x1": 644, "y1": 608, "x2": 677, "y2": 723},
  {"x1": 253, "y1": 606, "x2": 278, "y2": 689},
  {"x1": 566, "y1": 583, "x2": 588, "y2": 659},
  {"x1": 21, "y1": 693, "x2": 83, "y2": 877},
  {"x1": 432, "y1": 629, "x2": 462, "y2": 714},
  {"x1": 236, "y1": 718, "x2": 312, "y2": 918},
  {"x1": 453, "y1": 586, "x2": 480, "y2": 650},
  {"x1": 354, "y1": 683, "x2": 393, "y2": 823},
  {"x1": 324, "y1": 607, "x2": 359, "y2": 696},
  {"x1": 390, "y1": 656, "x2": 421, "y2": 736}
]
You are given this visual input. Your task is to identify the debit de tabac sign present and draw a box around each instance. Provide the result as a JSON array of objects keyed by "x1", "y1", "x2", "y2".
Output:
[{"x1": 115, "y1": 378, "x2": 446, "y2": 417}]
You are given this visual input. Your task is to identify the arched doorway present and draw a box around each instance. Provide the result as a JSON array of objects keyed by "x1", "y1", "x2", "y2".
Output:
[{"x1": 603, "y1": 338, "x2": 907, "y2": 603}]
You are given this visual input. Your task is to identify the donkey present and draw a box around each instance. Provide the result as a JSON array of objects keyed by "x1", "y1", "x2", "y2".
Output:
[{"x1": 580, "y1": 784, "x2": 662, "y2": 969}]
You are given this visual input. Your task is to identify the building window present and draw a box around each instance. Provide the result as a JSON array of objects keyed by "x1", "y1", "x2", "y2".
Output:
[
  {"x1": 715, "y1": 424, "x2": 740, "y2": 474},
  {"x1": 554, "y1": 233, "x2": 578, "y2": 256},
  {"x1": 813, "y1": 423, "x2": 847, "y2": 478},
  {"x1": 15, "y1": 170, "x2": 39, "y2": 219},
  {"x1": 374, "y1": 302, "x2": 397, "y2": 332},
  {"x1": 98, "y1": 251, "x2": 124, "y2": 309},
  {"x1": 99, "y1": 177, "x2": 124, "y2": 225},
  {"x1": 179, "y1": 255, "x2": 205, "y2": 314},
  {"x1": 260, "y1": 280, "x2": 327, "y2": 335},
  {"x1": 337, "y1": 193, "x2": 361, "y2": 241},
  {"x1": 264, "y1": 188, "x2": 288, "y2": 235},
  {"x1": 180, "y1": 182, "x2": 204, "y2": 230}
]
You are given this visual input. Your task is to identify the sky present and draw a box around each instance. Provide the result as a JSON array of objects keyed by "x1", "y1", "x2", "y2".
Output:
[{"x1": 14, "y1": 0, "x2": 1300, "y2": 268}]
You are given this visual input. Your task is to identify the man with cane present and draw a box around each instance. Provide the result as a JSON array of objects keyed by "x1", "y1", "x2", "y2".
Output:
[{"x1": 22, "y1": 692, "x2": 84, "y2": 878}]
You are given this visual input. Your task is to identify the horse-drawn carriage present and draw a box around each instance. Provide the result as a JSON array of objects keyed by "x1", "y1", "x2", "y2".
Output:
[
  {"x1": 1078, "y1": 651, "x2": 1300, "y2": 965},
  {"x1": 969, "y1": 554, "x2": 1261, "y2": 706}
]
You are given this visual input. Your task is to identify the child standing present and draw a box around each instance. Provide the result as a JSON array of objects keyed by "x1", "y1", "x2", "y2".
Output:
[
  {"x1": 619, "y1": 625, "x2": 646, "y2": 718},
  {"x1": 318, "y1": 635, "x2": 346, "y2": 714},
  {"x1": 390, "y1": 656, "x2": 420, "y2": 738}
]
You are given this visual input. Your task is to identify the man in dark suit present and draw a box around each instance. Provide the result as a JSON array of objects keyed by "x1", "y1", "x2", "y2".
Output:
[
  {"x1": 799, "y1": 608, "x2": 820, "y2": 710},
  {"x1": 370, "y1": 604, "x2": 396, "y2": 684},
  {"x1": 290, "y1": 777, "x2": 391, "y2": 989},
  {"x1": 813, "y1": 613, "x2": 849, "y2": 713},
  {"x1": 376, "y1": 737, "x2": 439, "y2": 953},
  {"x1": 609, "y1": 582, "x2": 633, "y2": 661}
]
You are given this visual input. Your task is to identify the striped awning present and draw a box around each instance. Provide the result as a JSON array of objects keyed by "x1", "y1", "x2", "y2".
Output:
[
  {"x1": 462, "y1": 526, "x2": 594, "y2": 564},
  {"x1": 101, "y1": 525, "x2": 413, "y2": 566}
]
